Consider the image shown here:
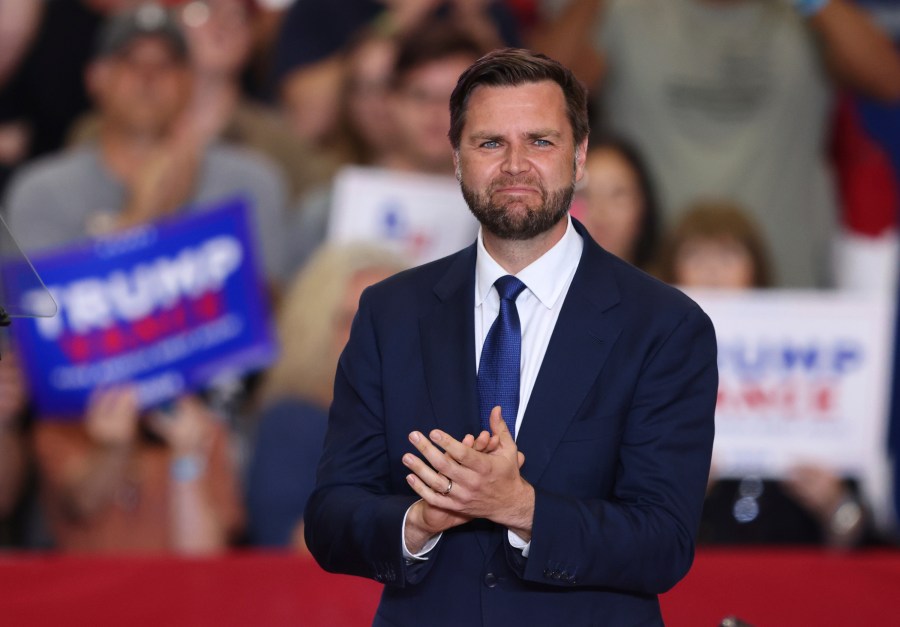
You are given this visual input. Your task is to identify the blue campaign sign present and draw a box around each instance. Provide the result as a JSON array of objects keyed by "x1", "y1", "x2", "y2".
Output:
[{"x1": 4, "y1": 196, "x2": 277, "y2": 417}]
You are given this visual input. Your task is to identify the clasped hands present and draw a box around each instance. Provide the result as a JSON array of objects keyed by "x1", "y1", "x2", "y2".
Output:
[{"x1": 402, "y1": 406, "x2": 535, "y2": 554}]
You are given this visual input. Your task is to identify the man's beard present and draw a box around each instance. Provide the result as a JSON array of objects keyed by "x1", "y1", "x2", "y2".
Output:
[{"x1": 460, "y1": 175, "x2": 574, "y2": 241}]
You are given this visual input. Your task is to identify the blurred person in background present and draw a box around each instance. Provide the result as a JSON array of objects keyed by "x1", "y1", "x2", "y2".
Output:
[
  {"x1": 656, "y1": 201, "x2": 773, "y2": 289},
  {"x1": 384, "y1": 20, "x2": 486, "y2": 176},
  {"x1": 286, "y1": 18, "x2": 486, "y2": 273},
  {"x1": 534, "y1": 0, "x2": 900, "y2": 288},
  {"x1": 34, "y1": 388, "x2": 244, "y2": 553},
  {"x1": 70, "y1": 0, "x2": 324, "y2": 204},
  {"x1": 571, "y1": 136, "x2": 660, "y2": 272},
  {"x1": 658, "y1": 200, "x2": 874, "y2": 548},
  {"x1": 2, "y1": 3, "x2": 289, "y2": 288},
  {"x1": 0, "y1": 0, "x2": 139, "y2": 187},
  {"x1": 246, "y1": 244, "x2": 406, "y2": 549},
  {"x1": 337, "y1": 33, "x2": 403, "y2": 168},
  {"x1": 271, "y1": 0, "x2": 519, "y2": 153}
]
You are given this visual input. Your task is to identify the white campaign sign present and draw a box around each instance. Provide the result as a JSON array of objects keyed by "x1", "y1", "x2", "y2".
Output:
[
  {"x1": 327, "y1": 166, "x2": 479, "y2": 266},
  {"x1": 688, "y1": 289, "x2": 894, "y2": 484}
]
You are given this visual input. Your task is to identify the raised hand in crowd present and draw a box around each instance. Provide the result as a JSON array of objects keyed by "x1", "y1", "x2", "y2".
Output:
[
  {"x1": 783, "y1": 463, "x2": 866, "y2": 547},
  {"x1": 381, "y1": 0, "x2": 504, "y2": 49},
  {"x1": 178, "y1": 0, "x2": 254, "y2": 143},
  {"x1": 147, "y1": 395, "x2": 241, "y2": 554},
  {"x1": 118, "y1": 127, "x2": 204, "y2": 229},
  {"x1": 809, "y1": 0, "x2": 900, "y2": 101},
  {"x1": 60, "y1": 386, "x2": 141, "y2": 522},
  {"x1": 379, "y1": 0, "x2": 447, "y2": 31}
]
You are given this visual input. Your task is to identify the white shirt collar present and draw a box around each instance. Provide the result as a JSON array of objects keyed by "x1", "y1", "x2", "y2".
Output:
[{"x1": 475, "y1": 215, "x2": 583, "y2": 309}]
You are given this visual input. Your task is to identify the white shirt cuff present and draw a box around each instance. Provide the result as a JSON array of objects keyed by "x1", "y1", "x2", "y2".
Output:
[
  {"x1": 401, "y1": 501, "x2": 442, "y2": 561},
  {"x1": 508, "y1": 530, "x2": 531, "y2": 557}
]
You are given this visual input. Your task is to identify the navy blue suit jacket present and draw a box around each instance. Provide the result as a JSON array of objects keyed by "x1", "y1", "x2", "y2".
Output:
[{"x1": 305, "y1": 221, "x2": 718, "y2": 626}]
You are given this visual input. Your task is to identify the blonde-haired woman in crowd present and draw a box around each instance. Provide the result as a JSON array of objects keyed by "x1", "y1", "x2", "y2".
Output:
[{"x1": 246, "y1": 243, "x2": 406, "y2": 549}]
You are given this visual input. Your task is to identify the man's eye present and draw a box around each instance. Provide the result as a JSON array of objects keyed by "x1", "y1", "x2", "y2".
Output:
[
  {"x1": 480, "y1": 141, "x2": 500, "y2": 149},
  {"x1": 534, "y1": 139, "x2": 552, "y2": 147}
]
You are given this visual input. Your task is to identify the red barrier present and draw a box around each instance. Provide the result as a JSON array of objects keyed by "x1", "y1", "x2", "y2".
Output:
[
  {"x1": 662, "y1": 548, "x2": 900, "y2": 626},
  {"x1": 0, "y1": 552, "x2": 381, "y2": 627},
  {"x1": 1, "y1": 549, "x2": 898, "y2": 626}
]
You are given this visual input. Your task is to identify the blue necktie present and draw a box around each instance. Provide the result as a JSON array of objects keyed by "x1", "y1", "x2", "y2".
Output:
[{"x1": 478, "y1": 275, "x2": 527, "y2": 438}]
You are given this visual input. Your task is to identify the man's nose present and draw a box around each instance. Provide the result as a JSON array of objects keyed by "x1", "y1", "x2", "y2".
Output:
[{"x1": 501, "y1": 143, "x2": 530, "y2": 175}]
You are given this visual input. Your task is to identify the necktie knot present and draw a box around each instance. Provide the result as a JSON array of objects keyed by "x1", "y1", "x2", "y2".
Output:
[{"x1": 495, "y1": 275, "x2": 526, "y2": 302}]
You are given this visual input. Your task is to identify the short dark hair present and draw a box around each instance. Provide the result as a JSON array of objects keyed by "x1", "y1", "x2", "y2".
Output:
[{"x1": 448, "y1": 48, "x2": 589, "y2": 150}]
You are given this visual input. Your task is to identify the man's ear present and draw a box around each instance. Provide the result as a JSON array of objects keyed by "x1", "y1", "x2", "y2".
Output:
[{"x1": 574, "y1": 137, "x2": 589, "y2": 183}]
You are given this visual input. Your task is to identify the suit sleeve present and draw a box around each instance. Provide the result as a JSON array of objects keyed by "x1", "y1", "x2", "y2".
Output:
[
  {"x1": 507, "y1": 305, "x2": 717, "y2": 594},
  {"x1": 303, "y1": 290, "x2": 434, "y2": 587}
]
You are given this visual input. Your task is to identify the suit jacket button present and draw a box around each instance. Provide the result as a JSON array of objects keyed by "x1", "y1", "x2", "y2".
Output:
[{"x1": 484, "y1": 573, "x2": 498, "y2": 588}]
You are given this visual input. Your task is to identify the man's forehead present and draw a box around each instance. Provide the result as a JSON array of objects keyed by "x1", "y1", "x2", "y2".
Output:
[{"x1": 462, "y1": 81, "x2": 571, "y2": 132}]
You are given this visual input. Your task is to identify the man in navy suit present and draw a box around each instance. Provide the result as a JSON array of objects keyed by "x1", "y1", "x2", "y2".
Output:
[{"x1": 305, "y1": 48, "x2": 718, "y2": 626}]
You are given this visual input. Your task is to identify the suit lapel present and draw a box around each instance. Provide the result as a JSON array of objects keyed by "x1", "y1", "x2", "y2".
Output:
[
  {"x1": 516, "y1": 228, "x2": 623, "y2": 486},
  {"x1": 418, "y1": 245, "x2": 479, "y2": 441}
]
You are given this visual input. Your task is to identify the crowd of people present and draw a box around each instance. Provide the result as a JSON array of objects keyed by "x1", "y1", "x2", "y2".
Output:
[{"x1": 0, "y1": 0, "x2": 898, "y2": 554}]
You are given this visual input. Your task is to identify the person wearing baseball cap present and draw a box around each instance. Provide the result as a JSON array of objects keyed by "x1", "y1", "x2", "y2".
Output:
[{"x1": 94, "y1": 2, "x2": 189, "y2": 62}]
